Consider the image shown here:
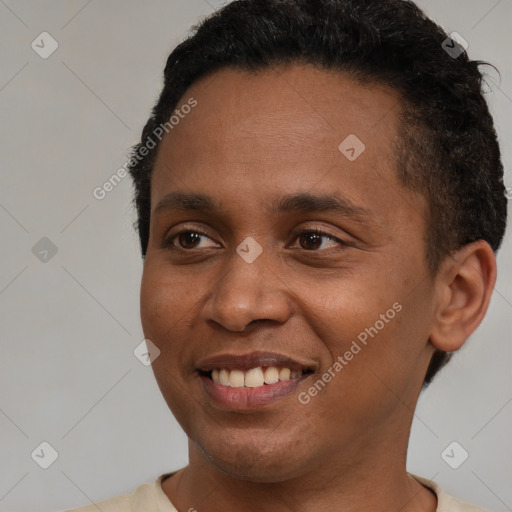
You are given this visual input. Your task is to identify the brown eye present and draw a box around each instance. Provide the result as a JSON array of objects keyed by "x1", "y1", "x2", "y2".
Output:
[
  {"x1": 177, "y1": 232, "x2": 203, "y2": 249},
  {"x1": 163, "y1": 229, "x2": 216, "y2": 250},
  {"x1": 298, "y1": 232, "x2": 323, "y2": 250},
  {"x1": 294, "y1": 229, "x2": 346, "y2": 251}
]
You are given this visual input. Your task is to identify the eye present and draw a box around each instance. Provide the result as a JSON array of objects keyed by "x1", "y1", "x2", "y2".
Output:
[
  {"x1": 163, "y1": 229, "x2": 218, "y2": 250},
  {"x1": 163, "y1": 227, "x2": 348, "y2": 252},
  {"x1": 291, "y1": 228, "x2": 348, "y2": 252}
]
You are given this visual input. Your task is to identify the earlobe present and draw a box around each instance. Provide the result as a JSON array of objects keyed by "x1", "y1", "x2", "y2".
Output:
[{"x1": 429, "y1": 240, "x2": 497, "y2": 353}]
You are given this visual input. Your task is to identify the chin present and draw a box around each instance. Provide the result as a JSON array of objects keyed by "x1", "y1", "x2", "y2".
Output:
[{"x1": 193, "y1": 429, "x2": 309, "y2": 483}]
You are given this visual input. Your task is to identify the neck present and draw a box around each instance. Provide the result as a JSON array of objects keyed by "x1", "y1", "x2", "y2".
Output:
[{"x1": 162, "y1": 433, "x2": 437, "y2": 512}]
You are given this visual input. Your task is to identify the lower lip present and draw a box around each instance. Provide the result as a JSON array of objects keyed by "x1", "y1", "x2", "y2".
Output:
[{"x1": 199, "y1": 374, "x2": 307, "y2": 410}]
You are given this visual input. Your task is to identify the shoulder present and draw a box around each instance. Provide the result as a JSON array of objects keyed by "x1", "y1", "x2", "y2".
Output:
[
  {"x1": 63, "y1": 490, "x2": 132, "y2": 512},
  {"x1": 63, "y1": 473, "x2": 178, "y2": 512},
  {"x1": 412, "y1": 474, "x2": 489, "y2": 512}
]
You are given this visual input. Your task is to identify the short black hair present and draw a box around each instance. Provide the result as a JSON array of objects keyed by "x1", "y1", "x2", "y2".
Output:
[{"x1": 127, "y1": 0, "x2": 508, "y2": 387}]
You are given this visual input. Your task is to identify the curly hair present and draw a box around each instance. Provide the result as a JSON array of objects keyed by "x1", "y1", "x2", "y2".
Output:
[{"x1": 127, "y1": 0, "x2": 507, "y2": 387}]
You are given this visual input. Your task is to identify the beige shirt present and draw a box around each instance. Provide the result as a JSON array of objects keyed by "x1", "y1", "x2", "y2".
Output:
[{"x1": 64, "y1": 473, "x2": 489, "y2": 511}]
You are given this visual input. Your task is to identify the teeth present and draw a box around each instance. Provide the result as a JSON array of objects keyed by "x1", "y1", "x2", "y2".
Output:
[
  {"x1": 279, "y1": 367, "x2": 291, "y2": 381},
  {"x1": 229, "y1": 369, "x2": 245, "y2": 388},
  {"x1": 245, "y1": 367, "x2": 265, "y2": 387},
  {"x1": 210, "y1": 366, "x2": 303, "y2": 387},
  {"x1": 219, "y1": 369, "x2": 230, "y2": 386},
  {"x1": 264, "y1": 366, "x2": 279, "y2": 384}
]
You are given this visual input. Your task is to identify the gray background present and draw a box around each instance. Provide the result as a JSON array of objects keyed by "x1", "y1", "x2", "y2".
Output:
[{"x1": 0, "y1": 1, "x2": 510, "y2": 511}]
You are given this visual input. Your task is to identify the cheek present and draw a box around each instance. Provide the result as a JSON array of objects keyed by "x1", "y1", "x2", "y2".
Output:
[
  {"x1": 300, "y1": 277, "x2": 395, "y2": 351},
  {"x1": 139, "y1": 264, "x2": 200, "y2": 423},
  {"x1": 140, "y1": 263, "x2": 193, "y2": 359},
  {"x1": 140, "y1": 270, "x2": 168, "y2": 340},
  {"x1": 301, "y1": 273, "x2": 429, "y2": 414}
]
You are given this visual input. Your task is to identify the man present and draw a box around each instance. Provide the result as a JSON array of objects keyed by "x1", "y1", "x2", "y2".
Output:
[{"x1": 66, "y1": 0, "x2": 507, "y2": 510}]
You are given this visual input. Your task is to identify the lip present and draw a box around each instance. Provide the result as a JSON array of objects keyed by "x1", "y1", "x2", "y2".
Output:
[
  {"x1": 196, "y1": 350, "x2": 317, "y2": 372},
  {"x1": 196, "y1": 351, "x2": 318, "y2": 411},
  {"x1": 199, "y1": 373, "x2": 311, "y2": 410}
]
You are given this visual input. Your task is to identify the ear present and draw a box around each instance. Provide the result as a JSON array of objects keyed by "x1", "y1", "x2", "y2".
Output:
[{"x1": 429, "y1": 240, "x2": 497, "y2": 352}]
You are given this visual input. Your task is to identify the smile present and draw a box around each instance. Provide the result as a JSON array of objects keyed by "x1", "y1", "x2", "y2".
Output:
[
  {"x1": 196, "y1": 352, "x2": 316, "y2": 410},
  {"x1": 209, "y1": 366, "x2": 305, "y2": 388}
]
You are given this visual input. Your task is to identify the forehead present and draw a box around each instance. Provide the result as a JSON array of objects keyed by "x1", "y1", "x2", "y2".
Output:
[
  {"x1": 159, "y1": 63, "x2": 402, "y2": 161},
  {"x1": 151, "y1": 63, "x2": 424, "y2": 227}
]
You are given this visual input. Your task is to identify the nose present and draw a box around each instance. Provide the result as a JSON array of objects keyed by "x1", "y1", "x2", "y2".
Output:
[{"x1": 201, "y1": 246, "x2": 292, "y2": 333}]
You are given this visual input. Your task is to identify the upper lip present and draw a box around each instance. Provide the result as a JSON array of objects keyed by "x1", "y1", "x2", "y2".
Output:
[{"x1": 196, "y1": 351, "x2": 318, "y2": 373}]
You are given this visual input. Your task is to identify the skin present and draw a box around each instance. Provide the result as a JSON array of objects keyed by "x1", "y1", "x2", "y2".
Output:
[{"x1": 140, "y1": 63, "x2": 496, "y2": 512}]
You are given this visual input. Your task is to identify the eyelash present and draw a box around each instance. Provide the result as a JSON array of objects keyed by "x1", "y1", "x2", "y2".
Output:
[{"x1": 163, "y1": 227, "x2": 348, "y2": 253}]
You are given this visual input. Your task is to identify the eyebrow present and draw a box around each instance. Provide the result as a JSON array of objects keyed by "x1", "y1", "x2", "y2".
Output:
[{"x1": 153, "y1": 191, "x2": 372, "y2": 221}]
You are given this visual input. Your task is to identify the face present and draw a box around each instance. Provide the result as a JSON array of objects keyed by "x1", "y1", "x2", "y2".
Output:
[{"x1": 140, "y1": 64, "x2": 438, "y2": 482}]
